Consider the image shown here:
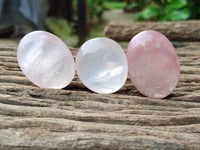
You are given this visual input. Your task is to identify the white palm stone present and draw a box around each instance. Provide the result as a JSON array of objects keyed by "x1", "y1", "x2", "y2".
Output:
[
  {"x1": 17, "y1": 31, "x2": 75, "y2": 89},
  {"x1": 76, "y1": 37, "x2": 128, "y2": 94}
]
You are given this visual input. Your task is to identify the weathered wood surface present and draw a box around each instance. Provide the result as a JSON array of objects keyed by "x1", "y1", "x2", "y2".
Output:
[
  {"x1": 104, "y1": 21, "x2": 200, "y2": 41},
  {"x1": 0, "y1": 42, "x2": 200, "y2": 149}
]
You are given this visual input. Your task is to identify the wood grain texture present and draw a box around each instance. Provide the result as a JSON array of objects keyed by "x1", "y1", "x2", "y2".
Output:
[
  {"x1": 0, "y1": 42, "x2": 200, "y2": 149},
  {"x1": 104, "y1": 21, "x2": 200, "y2": 42}
]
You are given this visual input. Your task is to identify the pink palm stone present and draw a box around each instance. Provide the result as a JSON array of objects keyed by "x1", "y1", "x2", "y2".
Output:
[
  {"x1": 17, "y1": 31, "x2": 75, "y2": 89},
  {"x1": 127, "y1": 30, "x2": 180, "y2": 98}
]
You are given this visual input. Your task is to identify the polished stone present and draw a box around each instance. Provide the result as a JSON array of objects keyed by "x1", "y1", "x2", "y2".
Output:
[
  {"x1": 76, "y1": 37, "x2": 128, "y2": 94},
  {"x1": 127, "y1": 30, "x2": 180, "y2": 98},
  {"x1": 17, "y1": 31, "x2": 75, "y2": 89}
]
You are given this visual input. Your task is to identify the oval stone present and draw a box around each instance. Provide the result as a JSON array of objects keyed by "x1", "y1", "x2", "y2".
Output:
[
  {"x1": 76, "y1": 37, "x2": 128, "y2": 94},
  {"x1": 17, "y1": 31, "x2": 75, "y2": 89},
  {"x1": 127, "y1": 30, "x2": 180, "y2": 98}
]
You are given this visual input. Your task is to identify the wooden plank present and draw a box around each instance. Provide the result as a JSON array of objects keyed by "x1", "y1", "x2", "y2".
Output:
[
  {"x1": 104, "y1": 21, "x2": 200, "y2": 41},
  {"x1": 0, "y1": 42, "x2": 200, "y2": 149}
]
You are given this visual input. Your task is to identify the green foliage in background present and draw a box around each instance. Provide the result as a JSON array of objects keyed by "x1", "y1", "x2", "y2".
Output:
[
  {"x1": 88, "y1": 0, "x2": 106, "y2": 20},
  {"x1": 105, "y1": 1, "x2": 126, "y2": 9},
  {"x1": 126, "y1": 0, "x2": 148, "y2": 10},
  {"x1": 88, "y1": 0, "x2": 126, "y2": 19},
  {"x1": 73, "y1": 0, "x2": 106, "y2": 22},
  {"x1": 46, "y1": 18, "x2": 78, "y2": 47},
  {"x1": 128, "y1": 0, "x2": 200, "y2": 21}
]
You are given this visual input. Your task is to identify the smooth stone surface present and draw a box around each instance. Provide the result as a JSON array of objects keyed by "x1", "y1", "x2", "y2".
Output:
[
  {"x1": 76, "y1": 37, "x2": 128, "y2": 94},
  {"x1": 17, "y1": 31, "x2": 75, "y2": 89},
  {"x1": 127, "y1": 30, "x2": 180, "y2": 99}
]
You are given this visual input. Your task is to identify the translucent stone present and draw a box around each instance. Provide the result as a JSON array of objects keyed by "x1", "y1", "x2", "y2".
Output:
[
  {"x1": 76, "y1": 37, "x2": 128, "y2": 94},
  {"x1": 17, "y1": 31, "x2": 75, "y2": 89},
  {"x1": 127, "y1": 30, "x2": 180, "y2": 98}
]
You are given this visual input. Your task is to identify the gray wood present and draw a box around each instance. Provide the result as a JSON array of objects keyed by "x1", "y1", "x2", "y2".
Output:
[
  {"x1": 104, "y1": 21, "x2": 200, "y2": 41},
  {"x1": 0, "y1": 42, "x2": 200, "y2": 149}
]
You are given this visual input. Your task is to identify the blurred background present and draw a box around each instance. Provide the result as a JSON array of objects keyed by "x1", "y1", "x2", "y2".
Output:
[{"x1": 0, "y1": 0, "x2": 200, "y2": 47}]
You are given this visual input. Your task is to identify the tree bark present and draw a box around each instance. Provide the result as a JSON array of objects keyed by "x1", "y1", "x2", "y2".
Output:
[
  {"x1": 78, "y1": 0, "x2": 88, "y2": 45},
  {"x1": 0, "y1": 42, "x2": 200, "y2": 149},
  {"x1": 104, "y1": 21, "x2": 200, "y2": 41},
  {"x1": 48, "y1": 0, "x2": 73, "y2": 21}
]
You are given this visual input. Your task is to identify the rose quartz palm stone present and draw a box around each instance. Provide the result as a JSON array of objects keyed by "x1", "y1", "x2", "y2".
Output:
[
  {"x1": 17, "y1": 31, "x2": 75, "y2": 89},
  {"x1": 76, "y1": 37, "x2": 128, "y2": 94},
  {"x1": 127, "y1": 30, "x2": 180, "y2": 98}
]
